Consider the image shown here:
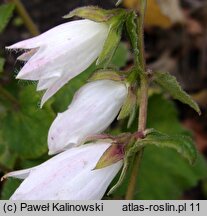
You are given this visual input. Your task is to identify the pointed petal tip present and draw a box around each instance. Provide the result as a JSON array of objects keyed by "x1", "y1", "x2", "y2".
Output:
[
  {"x1": 15, "y1": 72, "x2": 27, "y2": 80},
  {"x1": 5, "y1": 46, "x2": 12, "y2": 50},
  {"x1": 15, "y1": 70, "x2": 35, "y2": 80},
  {"x1": 5, "y1": 44, "x2": 23, "y2": 50},
  {"x1": 40, "y1": 99, "x2": 45, "y2": 109},
  {"x1": 48, "y1": 150, "x2": 55, "y2": 155},
  {"x1": 15, "y1": 73, "x2": 22, "y2": 79},
  {"x1": 48, "y1": 149, "x2": 61, "y2": 155},
  {"x1": 1, "y1": 175, "x2": 6, "y2": 181}
]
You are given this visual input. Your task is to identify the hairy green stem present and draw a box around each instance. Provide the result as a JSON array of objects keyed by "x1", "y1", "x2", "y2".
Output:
[
  {"x1": 125, "y1": 0, "x2": 148, "y2": 200},
  {"x1": 7, "y1": 0, "x2": 40, "y2": 36}
]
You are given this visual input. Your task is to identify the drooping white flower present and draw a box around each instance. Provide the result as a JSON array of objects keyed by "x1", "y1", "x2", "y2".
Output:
[
  {"x1": 2, "y1": 142, "x2": 123, "y2": 200},
  {"x1": 6, "y1": 19, "x2": 109, "y2": 107},
  {"x1": 48, "y1": 80, "x2": 127, "y2": 155}
]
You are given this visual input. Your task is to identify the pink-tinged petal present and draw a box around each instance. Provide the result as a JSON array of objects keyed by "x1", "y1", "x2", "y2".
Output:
[
  {"x1": 7, "y1": 20, "x2": 104, "y2": 49},
  {"x1": 6, "y1": 142, "x2": 123, "y2": 200},
  {"x1": 17, "y1": 49, "x2": 38, "y2": 62},
  {"x1": 48, "y1": 80, "x2": 127, "y2": 154},
  {"x1": 36, "y1": 75, "x2": 61, "y2": 91},
  {"x1": 16, "y1": 23, "x2": 107, "y2": 80},
  {"x1": 40, "y1": 77, "x2": 69, "y2": 108},
  {"x1": 10, "y1": 19, "x2": 109, "y2": 104}
]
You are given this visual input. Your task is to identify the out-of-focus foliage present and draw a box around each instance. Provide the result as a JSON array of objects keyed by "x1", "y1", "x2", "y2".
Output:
[
  {"x1": 0, "y1": 3, "x2": 15, "y2": 33},
  {"x1": 0, "y1": 58, "x2": 5, "y2": 73},
  {"x1": 0, "y1": 3, "x2": 15, "y2": 76},
  {"x1": 1, "y1": 179, "x2": 21, "y2": 200},
  {"x1": 137, "y1": 146, "x2": 206, "y2": 199},
  {"x1": 1, "y1": 86, "x2": 55, "y2": 159}
]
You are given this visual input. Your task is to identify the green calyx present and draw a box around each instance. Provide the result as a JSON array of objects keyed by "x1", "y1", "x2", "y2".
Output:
[
  {"x1": 117, "y1": 86, "x2": 137, "y2": 122},
  {"x1": 64, "y1": 6, "x2": 129, "y2": 69},
  {"x1": 89, "y1": 69, "x2": 126, "y2": 82},
  {"x1": 94, "y1": 144, "x2": 124, "y2": 170},
  {"x1": 64, "y1": 6, "x2": 126, "y2": 23},
  {"x1": 96, "y1": 10, "x2": 128, "y2": 68},
  {"x1": 93, "y1": 133, "x2": 133, "y2": 173}
]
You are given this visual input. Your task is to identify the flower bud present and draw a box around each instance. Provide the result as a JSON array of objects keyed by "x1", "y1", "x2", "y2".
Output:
[
  {"x1": 48, "y1": 80, "x2": 127, "y2": 154},
  {"x1": 2, "y1": 142, "x2": 123, "y2": 200}
]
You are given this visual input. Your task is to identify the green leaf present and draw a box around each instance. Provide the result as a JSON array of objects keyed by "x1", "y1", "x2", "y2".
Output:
[
  {"x1": 1, "y1": 178, "x2": 21, "y2": 200},
  {"x1": 0, "y1": 3, "x2": 15, "y2": 33},
  {"x1": 96, "y1": 24, "x2": 123, "y2": 68},
  {"x1": 1, "y1": 85, "x2": 55, "y2": 159},
  {"x1": 64, "y1": 6, "x2": 114, "y2": 22},
  {"x1": 138, "y1": 147, "x2": 207, "y2": 199},
  {"x1": 0, "y1": 145, "x2": 17, "y2": 170},
  {"x1": 0, "y1": 57, "x2": 5, "y2": 73},
  {"x1": 112, "y1": 146, "x2": 207, "y2": 200},
  {"x1": 135, "y1": 129, "x2": 197, "y2": 165},
  {"x1": 153, "y1": 71, "x2": 201, "y2": 114}
]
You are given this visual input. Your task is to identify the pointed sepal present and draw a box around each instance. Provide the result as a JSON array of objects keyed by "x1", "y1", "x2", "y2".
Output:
[
  {"x1": 107, "y1": 157, "x2": 129, "y2": 195},
  {"x1": 94, "y1": 144, "x2": 124, "y2": 170},
  {"x1": 96, "y1": 24, "x2": 123, "y2": 67},
  {"x1": 96, "y1": 10, "x2": 128, "y2": 68}
]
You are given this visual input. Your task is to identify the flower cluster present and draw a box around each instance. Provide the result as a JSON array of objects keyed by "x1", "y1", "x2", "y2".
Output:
[{"x1": 2, "y1": 8, "x2": 129, "y2": 200}]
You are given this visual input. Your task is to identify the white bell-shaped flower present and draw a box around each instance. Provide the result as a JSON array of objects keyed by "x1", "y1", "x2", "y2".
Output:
[
  {"x1": 6, "y1": 19, "x2": 109, "y2": 107},
  {"x1": 2, "y1": 142, "x2": 123, "y2": 200},
  {"x1": 48, "y1": 80, "x2": 127, "y2": 155}
]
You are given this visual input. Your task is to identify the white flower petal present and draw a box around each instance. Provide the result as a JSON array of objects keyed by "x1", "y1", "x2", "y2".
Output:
[
  {"x1": 7, "y1": 19, "x2": 109, "y2": 105},
  {"x1": 36, "y1": 76, "x2": 61, "y2": 91},
  {"x1": 2, "y1": 167, "x2": 35, "y2": 180},
  {"x1": 7, "y1": 142, "x2": 123, "y2": 200},
  {"x1": 17, "y1": 49, "x2": 38, "y2": 62},
  {"x1": 6, "y1": 20, "x2": 104, "y2": 49},
  {"x1": 40, "y1": 77, "x2": 68, "y2": 108},
  {"x1": 48, "y1": 80, "x2": 127, "y2": 154}
]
